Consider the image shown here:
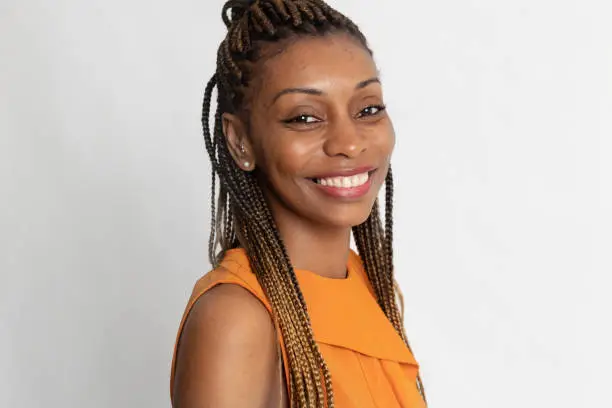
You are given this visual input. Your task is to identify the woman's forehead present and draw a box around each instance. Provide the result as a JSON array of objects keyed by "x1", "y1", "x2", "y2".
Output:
[{"x1": 253, "y1": 35, "x2": 378, "y2": 100}]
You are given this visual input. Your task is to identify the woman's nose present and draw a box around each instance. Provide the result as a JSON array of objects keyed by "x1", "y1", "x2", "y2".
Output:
[{"x1": 322, "y1": 119, "x2": 367, "y2": 159}]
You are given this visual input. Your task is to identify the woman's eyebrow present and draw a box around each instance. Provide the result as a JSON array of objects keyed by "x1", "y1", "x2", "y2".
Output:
[
  {"x1": 355, "y1": 77, "x2": 380, "y2": 89},
  {"x1": 271, "y1": 77, "x2": 381, "y2": 105},
  {"x1": 272, "y1": 87, "x2": 323, "y2": 104}
]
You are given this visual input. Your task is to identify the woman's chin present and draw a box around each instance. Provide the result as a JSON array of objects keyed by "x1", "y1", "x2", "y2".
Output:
[{"x1": 311, "y1": 206, "x2": 375, "y2": 229}]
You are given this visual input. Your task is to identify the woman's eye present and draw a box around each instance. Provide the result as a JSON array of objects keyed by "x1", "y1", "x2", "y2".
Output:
[
  {"x1": 357, "y1": 104, "x2": 386, "y2": 118},
  {"x1": 284, "y1": 114, "x2": 320, "y2": 124}
]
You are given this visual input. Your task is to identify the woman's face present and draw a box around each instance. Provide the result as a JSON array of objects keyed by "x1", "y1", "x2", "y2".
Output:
[{"x1": 225, "y1": 33, "x2": 395, "y2": 229}]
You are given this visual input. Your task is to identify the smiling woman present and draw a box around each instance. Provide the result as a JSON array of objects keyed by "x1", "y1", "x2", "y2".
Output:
[{"x1": 170, "y1": 1, "x2": 427, "y2": 407}]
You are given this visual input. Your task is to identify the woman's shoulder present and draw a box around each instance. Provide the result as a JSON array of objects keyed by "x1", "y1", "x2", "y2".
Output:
[
  {"x1": 171, "y1": 249, "x2": 282, "y2": 406},
  {"x1": 172, "y1": 283, "x2": 280, "y2": 407}
]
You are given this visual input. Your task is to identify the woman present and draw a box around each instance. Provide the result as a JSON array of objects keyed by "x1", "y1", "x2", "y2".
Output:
[{"x1": 171, "y1": 0, "x2": 427, "y2": 407}]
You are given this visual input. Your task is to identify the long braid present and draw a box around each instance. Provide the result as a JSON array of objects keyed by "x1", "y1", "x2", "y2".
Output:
[
  {"x1": 383, "y1": 167, "x2": 428, "y2": 404},
  {"x1": 203, "y1": 1, "x2": 426, "y2": 406}
]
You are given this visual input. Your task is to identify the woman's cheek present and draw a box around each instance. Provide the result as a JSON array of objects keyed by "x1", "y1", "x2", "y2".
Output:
[{"x1": 275, "y1": 139, "x2": 317, "y2": 175}]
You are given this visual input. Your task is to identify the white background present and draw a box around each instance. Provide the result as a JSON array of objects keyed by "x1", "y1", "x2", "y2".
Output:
[{"x1": 1, "y1": 0, "x2": 611, "y2": 407}]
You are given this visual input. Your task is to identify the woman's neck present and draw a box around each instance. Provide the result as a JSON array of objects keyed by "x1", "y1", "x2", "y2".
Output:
[{"x1": 270, "y1": 205, "x2": 351, "y2": 279}]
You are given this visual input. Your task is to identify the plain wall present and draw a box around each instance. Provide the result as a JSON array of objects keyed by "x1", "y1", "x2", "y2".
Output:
[{"x1": 1, "y1": 0, "x2": 611, "y2": 407}]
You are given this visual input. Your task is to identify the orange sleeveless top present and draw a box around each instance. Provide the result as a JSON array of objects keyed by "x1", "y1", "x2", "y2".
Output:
[{"x1": 170, "y1": 248, "x2": 425, "y2": 407}]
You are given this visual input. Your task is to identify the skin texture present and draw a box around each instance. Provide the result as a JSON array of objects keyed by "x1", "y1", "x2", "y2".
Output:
[{"x1": 173, "y1": 33, "x2": 395, "y2": 407}]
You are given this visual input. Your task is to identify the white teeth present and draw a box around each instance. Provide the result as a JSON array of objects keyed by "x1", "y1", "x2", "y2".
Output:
[{"x1": 316, "y1": 172, "x2": 369, "y2": 188}]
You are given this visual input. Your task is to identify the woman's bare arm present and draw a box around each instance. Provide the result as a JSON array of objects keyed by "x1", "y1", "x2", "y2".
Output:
[{"x1": 172, "y1": 284, "x2": 281, "y2": 408}]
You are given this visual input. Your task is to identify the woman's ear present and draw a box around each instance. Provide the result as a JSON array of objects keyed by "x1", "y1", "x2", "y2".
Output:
[{"x1": 222, "y1": 113, "x2": 255, "y2": 171}]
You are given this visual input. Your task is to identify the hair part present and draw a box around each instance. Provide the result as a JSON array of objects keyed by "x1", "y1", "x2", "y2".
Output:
[{"x1": 201, "y1": 1, "x2": 426, "y2": 406}]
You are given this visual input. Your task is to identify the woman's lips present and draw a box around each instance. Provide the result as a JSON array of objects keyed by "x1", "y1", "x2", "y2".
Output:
[{"x1": 309, "y1": 169, "x2": 375, "y2": 199}]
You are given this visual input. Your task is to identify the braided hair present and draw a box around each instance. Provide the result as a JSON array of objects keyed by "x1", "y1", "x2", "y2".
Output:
[{"x1": 202, "y1": 1, "x2": 426, "y2": 406}]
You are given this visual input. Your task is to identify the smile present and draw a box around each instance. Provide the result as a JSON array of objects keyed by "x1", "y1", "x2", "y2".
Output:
[
  {"x1": 314, "y1": 172, "x2": 369, "y2": 188},
  {"x1": 308, "y1": 168, "x2": 376, "y2": 199}
]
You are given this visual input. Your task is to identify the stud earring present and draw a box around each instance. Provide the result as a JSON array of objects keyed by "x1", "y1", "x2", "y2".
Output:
[{"x1": 243, "y1": 161, "x2": 251, "y2": 168}]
